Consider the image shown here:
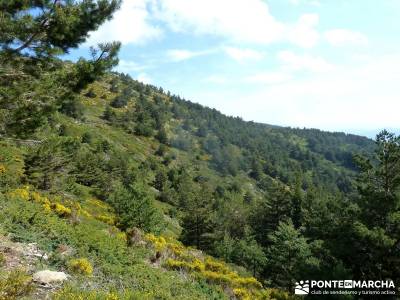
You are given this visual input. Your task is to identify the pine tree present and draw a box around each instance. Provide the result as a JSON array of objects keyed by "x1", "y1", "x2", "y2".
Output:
[
  {"x1": 251, "y1": 183, "x2": 294, "y2": 248},
  {"x1": 108, "y1": 182, "x2": 163, "y2": 233},
  {"x1": 265, "y1": 220, "x2": 316, "y2": 290},
  {"x1": 350, "y1": 130, "x2": 400, "y2": 280},
  {"x1": 153, "y1": 170, "x2": 167, "y2": 192},
  {"x1": 156, "y1": 127, "x2": 168, "y2": 144},
  {"x1": 213, "y1": 232, "x2": 236, "y2": 262},
  {"x1": 24, "y1": 137, "x2": 79, "y2": 190},
  {"x1": 354, "y1": 130, "x2": 400, "y2": 227},
  {"x1": 180, "y1": 182, "x2": 215, "y2": 250},
  {"x1": 0, "y1": 0, "x2": 121, "y2": 136},
  {"x1": 249, "y1": 158, "x2": 263, "y2": 181},
  {"x1": 102, "y1": 105, "x2": 116, "y2": 122},
  {"x1": 233, "y1": 228, "x2": 266, "y2": 277},
  {"x1": 291, "y1": 175, "x2": 304, "y2": 229},
  {"x1": 110, "y1": 95, "x2": 128, "y2": 108},
  {"x1": 1, "y1": 0, "x2": 121, "y2": 58}
]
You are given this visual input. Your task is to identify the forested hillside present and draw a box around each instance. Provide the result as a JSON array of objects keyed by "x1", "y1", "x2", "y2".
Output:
[{"x1": 1, "y1": 1, "x2": 399, "y2": 299}]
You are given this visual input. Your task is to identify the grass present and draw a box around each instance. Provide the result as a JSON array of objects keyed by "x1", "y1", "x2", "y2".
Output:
[
  {"x1": 0, "y1": 192, "x2": 226, "y2": 299},
  {"x1": 0, "y1": 187, "x2": 294, "y2": 299}
]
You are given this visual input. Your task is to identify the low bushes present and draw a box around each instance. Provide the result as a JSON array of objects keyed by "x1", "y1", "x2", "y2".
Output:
[
  {"x1": 68, "y1": 258, "x2": 93, "y2": 276},
  {"x1": 0, "y1": 269, "x2": 34, "y2": 300},
  {"x1": 144, "y1": 233, "x2": 280, "y2": 299},
  {"x1": 0, "y1": 191, "x2": 225, "y2": 300}
]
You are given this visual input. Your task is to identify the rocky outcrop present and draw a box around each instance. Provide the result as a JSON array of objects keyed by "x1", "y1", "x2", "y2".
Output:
[{"x1": 33, "y1": 270, "x2": 68, "y2": 285}]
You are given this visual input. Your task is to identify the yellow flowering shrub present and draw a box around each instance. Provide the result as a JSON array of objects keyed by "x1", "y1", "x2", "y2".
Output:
[
  {"x1": 68, "y1": 258, "x2": 93, "y2": 276},
  {"x1": 87, "y1": 198, "x2": 110, "y2": 209},
  {"x1": 144, "y1": 233, "x2": 157, "y2": 244},
  {"x1": 204, "y1": 257, "x2": 230, "y2": 274},
  {"x1": 8, "y1": 187, "x2": 30, "y2": 201},
  {"x1": 80, "y1": 209, "x2": 92, "y2": 218},
  {"x1": 0, "y1": 164, "x2": 6, "y2": 174},
  {"x1": 52, "y1": 203, "x2": 72, "y2": 217},
  {"x1": 233, "y1": 277, "x2": 263, "y2": 289},
  {"x1": 145, "y1": 234, "x2": 168, "y2": 252},
  {"x1": 233, "y1": 288, "x2": 252, "y2": 300},
  {"x1": 166, "y1": 258, "x2": 207, "y2": 273},
  {"x1": 95, "y1": 215, "x2": 115, "y2": 225},
  {"x1": 165, "y1": 259, "x2": 189, "y2": 270},
  {"x1": 30, "y1": 191, "x2": 42, "y2": 203},
  {"x1": 191, "y1": 258, "x2": 205, "y2": 272},
  {"x1": 148, "y1": 233, "x2": 270, "y2": 299},
  {"x1": 144, "y1": 234, "x2": 187, "y2": 259},
  {"x1": 42, "y1": 200, "x2": 52, "y2": 213},
  {"x1": 6, "y1": 187, "x2": 76, "y2": 218},
  {"x1": 200, "y1": 270, "x2": 232, "y2": 285},
  {"x1": 105, "y1": 293, "x2": 119, "y2": 300}
]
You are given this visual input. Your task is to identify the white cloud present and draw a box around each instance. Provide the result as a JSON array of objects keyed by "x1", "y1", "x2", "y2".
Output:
[
  {"x1": 151, "y1": 0, "x2": 319, "y2": 48},
  {"x1": 115, "y1": 59, "x2": 148, "y2": 73},
  {"x1": 152, "y1": 0, "x2": 319, "y2": 48},
  {"x1": 152, "y1": 0, "x2": 320, "y2": 48},
  {"x1": 167, "y1": 49, "x2": 197, "y2": 62},
  {"x1": 278, "y1": 50, "x2": 334, "y2": 73},
  {"x1": 204, "y1": 75, "x2": 228, "y2": 84},
  {"x1": 86, "y1": 0, "x2": 322, "y2": 49},
  {"x1": 167, "y1": 49, "x2": 213, "y2": 62},
  {"x1": 289, "y1": 0, "x2": 320, "y2": 6},
  {"x1": 324, "y1": 29, "x2": 368, "y2": 46},
  {"x1": 85, "y1": 0, "x2": 161, "y2": 46},
  {"x1": 224, "y1": 47, "x2": 264, "y2": 62},
  {"x1": 351, "y1": 53, "x2": 372, "y2": 62},
  {"x1": 152, "y1": 0, "x2": 285, "y2": 44},
  {"x1": 288, "y1": 14, "x2": 320, "y2": 48},
  {"x1": 243, "y1": 50, "x2": 332, "y2": 85},
  {"x1": 245, "y1": 71, "x2": 292, "y2": 84},
  {"x1": 199, "y1": 54, "x2": 400, "y2": 131},
  {"x1": 309, "y1": 0, "x2": 321, "y2": 6}
]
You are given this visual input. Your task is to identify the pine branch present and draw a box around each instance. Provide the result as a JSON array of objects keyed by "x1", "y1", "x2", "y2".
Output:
[{"x1": 13, "y1": 0, "x2": 59, "y2": 54}]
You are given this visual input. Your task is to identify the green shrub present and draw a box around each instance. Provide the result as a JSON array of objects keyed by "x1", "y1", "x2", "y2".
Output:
[{"x1": 0, "y1": 269, "x2": 34, "y2": 300}]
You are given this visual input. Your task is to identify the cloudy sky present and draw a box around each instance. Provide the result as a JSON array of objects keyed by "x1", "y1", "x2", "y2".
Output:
[{"x1": 68, "y1": 0, "x2": 400, "y2": 136}]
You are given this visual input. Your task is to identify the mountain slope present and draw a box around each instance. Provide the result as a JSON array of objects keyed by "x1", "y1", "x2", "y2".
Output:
[
  {"x1": 0, "y1": 71, "x2": 378, "y2": 299},
  {"x1": 2, "y1": 1, "x2": 398, "y2": 298}
]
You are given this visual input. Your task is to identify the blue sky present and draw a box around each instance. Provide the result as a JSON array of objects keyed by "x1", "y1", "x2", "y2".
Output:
[{"x1": 67, "y1": 0, "x2": 400, "y2": 137}]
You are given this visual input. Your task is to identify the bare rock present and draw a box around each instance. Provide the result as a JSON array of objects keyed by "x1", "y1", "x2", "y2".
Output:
[
  {"x1": 33, "y1": 270, "x2": 68, "y2": 285},
  {"x1": 24, "y1": 243, "x2": 49, "y2": 260}
]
